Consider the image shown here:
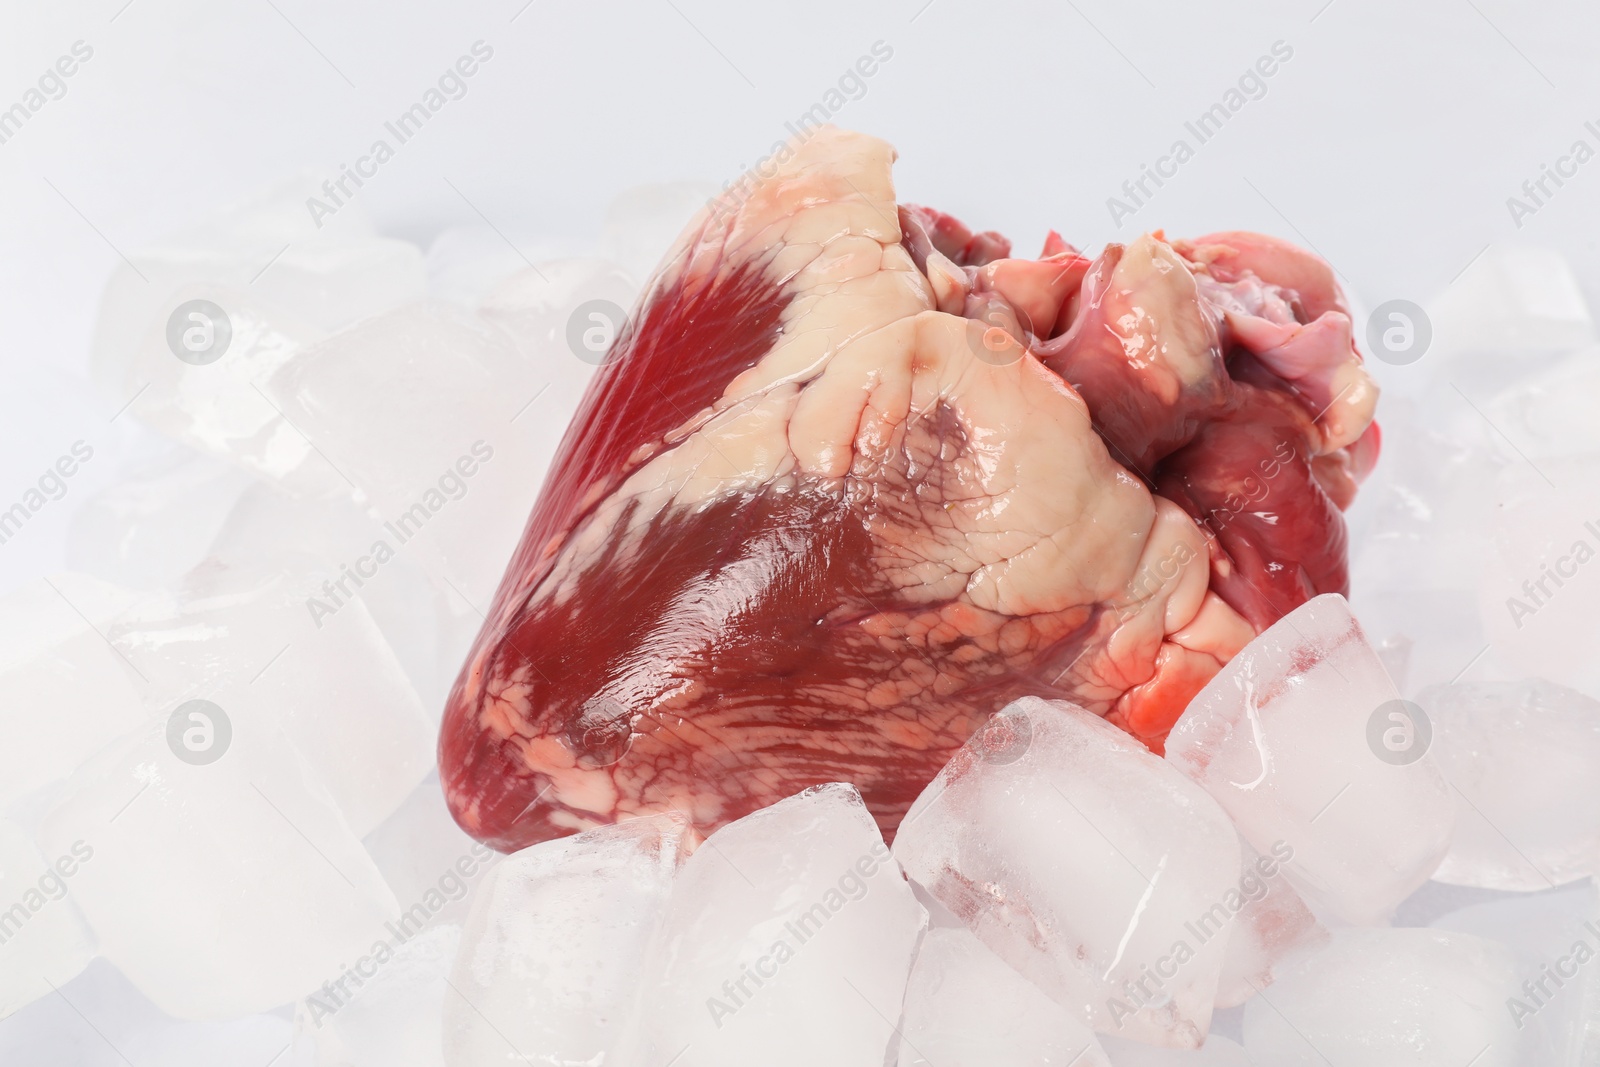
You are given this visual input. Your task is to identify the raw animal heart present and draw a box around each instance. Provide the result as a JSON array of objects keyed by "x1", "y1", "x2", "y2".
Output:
[{"x1": 439, "y1": 127, "x2": 1379, "y2": 851}]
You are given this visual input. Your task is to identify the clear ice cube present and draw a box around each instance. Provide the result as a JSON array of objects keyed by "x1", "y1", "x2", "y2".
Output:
[
  {"x1": 107, "y1": 558, "x2": 432, "y2": 836},
  {"x1": 894, "y1": 698, "x2": 1240, "y2": 1048},
  {"x1": 1165, "y1": 594, "x2": 1456, "y2": 926},
  {"x1": 1241, "y1": 928, "x2": 1558, "y2": 1065},
  {"x1": 897, "y1": 924, "x2": 1110, "y2": 1067},
  {"x1": 444, "y1": 814, "x2": 683, "y2": 1067},
  {"x1": 262, "y1": 300, "x2": 563, "y2": 607},
  {"x1": 91, "y1": 176, "x2": 424, "y2": 401},
  {"x1": 0, "y1": 819, "x2": 95, "y2": 1019},
  {"x1": 1422, "y1": 680, "x2": 1600, "y2": 890},
  {"x1": 0, "y1": 573, "x2": 146, "y2": 808},
  {"x1": 613, "y1": 783, "x2": 926, "y2": 1067},
  {"x1": 37, "y1": 715, "x2": 399, "y2": 1019}
]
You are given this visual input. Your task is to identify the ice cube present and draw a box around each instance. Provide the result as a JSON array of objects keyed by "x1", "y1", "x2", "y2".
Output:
[
  {"x1": 479, "y1": 258, "x2": 635, "y2": 366},
  {"x1": 612, "y1": 783, "x2": 926, "y2": 1067},
  {"x1": 443, "y1": 813, "x2": 684, "y2": 1067},
  {"x1": 1430, "y1": 880, "x2": 1598, "y2": 957},
  {"x1": 0, "y1": 574, "x2": 146, "y2": 808},
  {"x1": 66, "y1": 446, "x2": 256, "y2": 590},
  {"x1": 894, "y1": 698, "x2": 1240, "y2": 1048},
  {"x1": 305, "y1": 924, "x2": 459, "y2": 1067},
  {"x1": 425, "y1": 226, "x2": 553, "y2": 306},
  {"x1": 0, "y1": 957, "x2": 310, "y2": 1067},
  {"x1": 1487, "y1": 348, "x2": 1600, "y2": 460},
  {"x1": 108, "y1": 558, "x2": 432, "y2": 836},
  {"x1": 1213, "y1": 838, "x2": 1327, "y2": 1008},
  {"x1": 1166, "y1": 594, "x2": 1456, "y2": 925},
  {"x1": 36, "y1": 714, "x2": 399, "y2": 1019},
  {"x1": 90, "y1": 176, "x2": 425, "y2": 400},
  {"x1": 897, "y1": 925, "x2": 1110, "y2": 1067},
  {"x1": 1433, "y1": 883, "x2": 1600, "y2": 1062},
  {"x1": 0, "y1": 820, "x2": 95, "y2": 1019},
  {"x1": 601, "y1": 182, "x2": 718, "y2": 283},
  {"x1": 262, "y1": 300, "x2": 560, "y2": 606},
  {"x1": 1426, "y1": 880, "x2": 1600, "y2": 1061},
  {"x1": 361, "y1": 774, "x2": 500, "y2": 937},
  {"x1": 1100, "y1": 1033, "x2": 1255, "y2": 1065},
  {"x1": 206, "y1": 480, "x2": 454, "y2": 710},
  {"x1": 1478, "y1": 456, "x2": 1600, "y2": 698},
  {"x1": 1346, "y1": 402, "x2": 1511, "y2": 693},
  {"x1": 1418, "y1": 680, "x2": 1600, "y2": 890},
  {"x1": 1427, "y1": 245, "x2": 1594, "y2": 362},
  {"x1": 1241, "y1": 928, "x2": 1558, "y2": 1065},
  {"x1": 108, "y1": 284, "x2": 351, "y2": 491}
]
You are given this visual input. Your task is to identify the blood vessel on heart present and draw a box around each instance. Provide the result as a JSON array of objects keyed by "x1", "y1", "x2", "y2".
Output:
[{"x1": 438, "y1": 127, "x2": 1380, "y2": 852}]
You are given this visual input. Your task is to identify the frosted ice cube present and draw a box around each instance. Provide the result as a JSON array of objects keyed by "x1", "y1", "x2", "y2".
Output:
[
  {"x1": 1214, "y1": 839, "x2": 1326, "y2": 1008},
  {"x1": 443, "y1": 813, "x2": 683, "y2": 1067},
  {"x1": 897, "y1": 925, "x2": 1110, "y2": 1067},
  {"x1": 108, "y1": 558, "x2": 432, "y2": 836},
  {"x1": 425, "y1": 226, "x2": 553, "y2": 306},
  {"x1": 305, "y1": 924, "x2": 459, "y2": 1067},
  {"x1": 1428, "y1": 881, "x2": 1600, "y2": 1060},
  {"x1": 1427, "y1": 244, "x2": 1594, "y2": 360},
  {"x1": 1431, "y1": 880, "x2": 1598, "y2": 955},
  {"x1": 91, "y1": 176, "x2": 424, "y2": 399},
  {"x1": 0, "y1": 574, "x2": 146, "y2": 808},
  {"x1": 0, "y1": 820, "x2": 95, "y2": 1019},
  {"x1": 109, "y1": 284, "x2": 351, "y2": 490},
  {"x1": 1346, "y1": 402, "x2": 1510, "y2": 693},
  {"x1": 362, "y1": 774, "x2": 500, "y2": 938},
  {"x1": 894, "y1": 698, "x2": 1239, "y2": 1048},
  {"x1": 612, "y1": 783, "x2": 926, "y2": 1067},
  {"x1": 1165, "y1": 594, "x2": 1456, "y2": 926},
  {"x1": 601, "y1": 182, "x2": 717, "y2": 283},
  {"x1": 1479, "y1": 456, "x2": 1600, "y2": 698},
  {"x1": 1420, "y1": 680, "x2": 1600, "y2": 890},
  {"x1": 1487, "y1": 348, "x2": 1600, "y2": 460},
  {"x1": 1100, "y1": 1033, "x2": 1254, "y2": 1065},
  {"x1": 37, "y1": 714, "x2": 399, "y2": 1019},
  {"x1": 479, "y1": 258, "x2": 635, "y2": 367},
  {"x1": 0, "y1": 958, "x2": 309, "y2": 1067},
  {"x1": 1241, "y1": 928, "x2": 1558, "y2": 1065},
  {"x1": 66, "y1": 446, "x2": 256, "y2": 590},
  {"x1": 207, "y1": 480, "x2": 454, "y2": 710},
  {"x1": 262, "y1": 300, "x2": 560, "y2": 606}
]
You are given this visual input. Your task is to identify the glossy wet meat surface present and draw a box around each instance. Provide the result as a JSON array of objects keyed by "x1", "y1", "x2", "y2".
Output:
[{"x1": 439, "y1": 128, "x2": 1379, "y2": 851}]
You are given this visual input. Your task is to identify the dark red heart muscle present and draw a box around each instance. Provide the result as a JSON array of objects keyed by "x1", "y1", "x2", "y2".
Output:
[{"x1": 439, "y1": 127, "x2": 1379, "y2": 851}]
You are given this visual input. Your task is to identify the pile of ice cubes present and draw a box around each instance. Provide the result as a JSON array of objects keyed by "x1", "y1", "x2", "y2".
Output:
[{"x1": 3, "y1": 174, "x2": 1600, "y2": 1066}]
